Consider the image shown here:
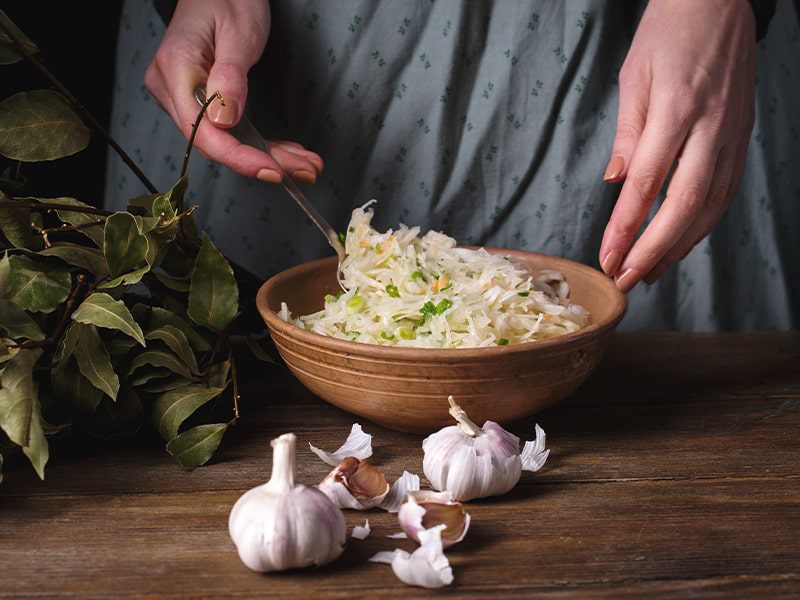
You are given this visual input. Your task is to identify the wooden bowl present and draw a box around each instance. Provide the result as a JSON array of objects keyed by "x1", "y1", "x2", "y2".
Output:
[{"x1": 257, "y1": 249, "x2": 627, "y2": 433}]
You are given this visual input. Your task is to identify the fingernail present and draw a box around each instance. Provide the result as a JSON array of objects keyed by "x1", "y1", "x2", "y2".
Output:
[
  {"x1": 292, "y1": 169, "x2": 317, "y2": 184},
  {"x1": 644, "y1": 261, "x2": 670, "y2": 285},
  {"x1": 601, "y1": 249, "x2": 623, "y2": 276},
  {"x1": 603, "y1": 156, "x2": 625, "y2": 182},
  {"x1": 257, "y1": 168, "x2": 282, "y2": 183},
  {"x1": 207, "y1": 97, "x2": 239, "y2": 127},
  {"x1": 308, "y1": 156, "x2": 324, "y2": 173},
  {"x1": 615, "y1": 268, "x2": 643, "y2": 293}
]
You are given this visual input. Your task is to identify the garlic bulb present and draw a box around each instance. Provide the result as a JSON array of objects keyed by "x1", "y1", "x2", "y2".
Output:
[
  {"x1": 369, "y1": 525, "x2": 454, "y2": 589},
  {"x1": 228, "y1": 433, "x2": 346, "y2": 572},
  {"x1": 398, "y1": 491, "x2": 470, "y2": 548},
  {"x1": 422, "y1": 396, "x2": 550, "y2": 501}
]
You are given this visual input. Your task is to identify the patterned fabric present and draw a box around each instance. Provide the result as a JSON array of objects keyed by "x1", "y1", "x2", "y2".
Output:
[{"x1": 107, "y1": 0, "x2": 800, "y2": 330}]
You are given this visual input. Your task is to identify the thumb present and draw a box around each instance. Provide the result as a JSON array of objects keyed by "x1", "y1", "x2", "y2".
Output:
[
  {"x1": 604, "y1": 70, "x2": 649, "y2": 183},
  {"x1": 205, "y1": 34, "x2": 260, "y2": 129}
]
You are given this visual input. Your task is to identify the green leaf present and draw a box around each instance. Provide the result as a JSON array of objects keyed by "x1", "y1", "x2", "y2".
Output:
[
  {"x1": 103, "y1": 212, "x2": 149, "y2": 278},
  {"x1": 145, "y1": 326, "x2": 200, "y2": 375},
  {"x1": 71, "y1": 292, "x2": 145, "y2": 346},
  {"x1": 0, "y1": 190, "x2": 32, "y2": 248},
  {"x1": 5, "y1": 255, "x2": 71, "y2": 313},
  {"x1": 0, "y1": 299, "x2": 44, "y2": 340},
  {"x1": 22, "y1": 382, "x2": 48, "y2": 479},
  {"x1": 188, "y1": 233, "x2": 238, "y2": 332},
  {"x1": 51, "y1": 358, "x2": 102, "y2": 413},
  {"x1": 0, "y1": 9, "x2": 39, "y2": 65},
  {"x1": 44, "y1": 197, "x2": 104, "y2": 248},
  {"x1": 148, "y1": 307, "x2": 212, "y2": 352},
  {"x1": 128, "y1": 367, "x2": 173, "y2": 388},
  {"x1": 53, "y1": 321, "x2": 80, "y2": 364},
  {"x1": 151, "y1": 384, "x2": 225, "y2": 440},
  {"x1": 152, "y1": 270, "x2": 190, "y2": 292},
  {"x1": 98, "y1": 265, "x2": 148, "y2": 289},
  {"x1": 245, "y1": 335, "x2": 278, "y2": 365},
  {"x1": 39, "y1": 244, "x2": 108, "y2": 276},
  {"x1": 0, "y1": 252, "x2": 9, "y2": 295},
  {"x1": 82, "y1": 388, "x2": 142, "y2": 439},
  {"x1": 208, "y1": 359, "x2": 231, "y2": 389},
  {"x1": 137, "y1": 374, "x2": 193, "y2": 394},
  {"x1": 128, "y1": 349, "x2": 197, "y2": 381},
  {"x1": 73, "y1": 323, "x2": 119, "y2": 400},
  {"x1": 0, "y1": 166, "x2": 26, "y2": 195},
  {"x1": 0, "y1": 348, "x2": 42, "y2": 446},
  {"x1": 166, "y1": 422, "x2": 227, "y2": 469},
  {"x1": 0, "y1": 90, "x2": 90, "y2": 162},
  {"x1": 106, "y1": 335, "x2": 138, "y2": 356}
]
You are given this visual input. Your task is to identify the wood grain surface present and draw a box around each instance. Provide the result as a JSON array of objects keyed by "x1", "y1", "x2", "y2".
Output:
[{"x1": 1, "y1": 332, "x2": 799, "y2": 599}]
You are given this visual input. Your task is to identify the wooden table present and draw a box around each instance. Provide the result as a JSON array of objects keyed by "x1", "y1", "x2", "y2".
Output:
[{"x1": 2, "y1": 333, "x2": 799, "y2": 598}]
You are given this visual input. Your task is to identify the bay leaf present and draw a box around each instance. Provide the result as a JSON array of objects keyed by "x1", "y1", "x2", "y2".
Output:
[
  {"x1": 71, "y1": 292, "x2": 145, "y2": 346},
  {"x1": 22, "y1": 380, "x2": 48, "y2": 479},
  {"x1": 51, "y1": 358, "x2": 103, "y2": 413},
  {"x1": 0, "y1": 90, "x2": 89, "y2": 162},
  {"x1": 152, "y1": 270, "x2": 190, "y2": 292},
  {"x1": 127, "y1": 366, "x2": 173, "y2": 388},
  {"x1": 151, "y1": 383, "x2": 225, "y2": 440},
  {"x1": 0, "y1": 9, "x2": 38, "y2": 65},
  {"x1": 5, "y1": 254, "x2": 71, "y2": 313},
  {"x1": 149, "y1": 307, "x2": 212, "y2": 352},
  {"x1": 0, "y1": 348, "x2": 42, "y2": 446},
  {"x1": 0, "y1": 299, "x2": 44, "y2": 340},
  {"x1": 127, "y1": 349, "x2": 196, "y2": 381},
  {"x1": 103, "y1": 212, "x2": 148, "y2": 278},
  {"x1": 73, "y1": 323, "x2": 119, "y2": 400},
  {"x1": 145, "y1": 325, "x2": 199, "y2": 375},
  {"x1": 98, "y1": 265, "x2": 149, "y2": 289},
  {"x1": 208, "y1": 359, "x2": 231, "y2": 389},
  {"x1": 188, "y1": 233, "x2": 238, "y2": 332},
  {"x1": 106, "y1": 335, "x2": 138, "y2": 356},
  {"x1": 0, "y1": 190, "x2": 32, "y2": 248},
  {"x1": 0, "y1": 252, "x2": 9, "y2": 295},
  {"x1": 53, "y1": 321, "x2": 81, "y2": 364},
  {"x1": 137, "y1": 374, "x2": 192, "y2": 394},
  {"x1": 166, "y1": 422, "x2": 227, "y2": 469},
  {"x1": 39, "y1": 244, "x2": 108, "y2": 276}
]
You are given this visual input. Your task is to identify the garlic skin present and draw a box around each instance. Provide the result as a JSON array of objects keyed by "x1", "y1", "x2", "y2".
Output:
[
  {"x1": 318, "y1": 456, "x2": 390, "y2": 510},
  {"x1": 229, "y1": 433, "x2": 346, "y2": 572},
  {"x1": 369, "y1": 525, "x2": 454, "y2": 589},
  {"x1": 309, "y1": 423, "x2": 373, "y2": 466},
  {"x1": 398, "y1": 491, "x2": 470, "y2": 548},
  {"x1": 422, "y1": 397, "x2": 549, "y2": 501}
]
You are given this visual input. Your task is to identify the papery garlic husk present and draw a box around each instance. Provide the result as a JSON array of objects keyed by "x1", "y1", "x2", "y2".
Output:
[
  {"x1": 309, "y1": 423, "x2": 373, "y2": 466},
  {"x1": 351, "y1": 519, "x2": 371, "y2": 540},
  {"x1": 422, "y1": 396, "x2": 550, "y2": 501},
  {"x1": 369, "y1": 525, "x2": 454, "y2": 589},
  {"x1": 398, "y1": 491, "x2": 470, "y2": 548},
  {"x1": 229, "y1": 433, "x2": 346, "y2": 572},
  {"x1": 318, "y1": 456, "x2": 390, "y2": 510}
]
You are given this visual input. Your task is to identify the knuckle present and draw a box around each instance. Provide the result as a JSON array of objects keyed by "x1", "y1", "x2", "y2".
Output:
[
  {"x1": 628, "y1": 170, "x2": 663, "y2": 201},
  {"x1": 614, "y1": 119, "x2": 642, "y2": 145},
  {"x1": 612, "y1": 221, "x2": 640, "y2": 246},
  {"x1": 675, "y1": 184, "x2": 707, "y2": 218}
]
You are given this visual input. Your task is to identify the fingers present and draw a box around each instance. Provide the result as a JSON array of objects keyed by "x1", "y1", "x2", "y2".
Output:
[
  {"x1": 599, "y1": 104, "x2": 691, "y2": 277},
  {"x1": 603, "y1": 66, "x2": 651, "y2": 183},
  {"x1": 613, "y1": 132, "x2": 721, "y2": 291},
  {"x1": 269, "y1": 141, "x2": 325, "y2": 173}
]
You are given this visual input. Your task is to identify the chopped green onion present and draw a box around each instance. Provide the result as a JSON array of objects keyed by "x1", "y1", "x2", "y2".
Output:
[
  {"x1": 412, "y1": 270, "x2": 428, "y2": 284},
  {"x1": 348, "y1": 226, "x2": 355, "y2": 233},
  {"x1": 434, "y1": 299, "x2": 453, "y2": 314},
  {"x1": 385, "y1": 284, "x2": 400, "y2": 298},
  {"x1": 381, "y1": 331, "x2": 395, "y2": 340},
  {"x1": 498, "y1": 338, "x2": 509, "y2": 346},
  {"x1": 324, "y1": 294, "x2": 336, "y2": 303},
  {"x1": 440, "y1": 283, "x2": 453, "y2": 292},
  {"x1": 335, "y1": 290, "x2": 345, "y2": 299},
  {"x1": 345, "y1": 295, "x2": 364, "y2": 314},
  {"x1": 338, "y1": 231, "x2": 346, "y2": 245},
  {"x1": 374, "y1": 242, "x2": 382, "y2": 253},
  {"x1": 518, "y1": 291, "x2": 530, "y2": 297},
  {"x1": 397, "y1": 326, "x2": 416, "y2": 340},
  {"x1": 420, "y1": 301, "x2": 437, "y2": 316}
]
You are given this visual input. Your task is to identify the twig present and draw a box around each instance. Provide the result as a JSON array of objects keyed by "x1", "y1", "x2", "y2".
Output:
[
  {"x1": 229, "y1": 350, "x2": 240, "y2": 422},
  {"x1": 37, "y1": 219, "x2": 104, "y2": 248},
  {"x1": 180, "y1": 90, "x2": 221, "y2": 208},
  {"x1": 0, "y1": 20, "x2": 158, "y2": 194},
  {"x1": 203, "y1": 312, "x2": 241, "y2": 372},
  {"x1": 11, "y1": 274, "x2": 88, "y2": 349}
]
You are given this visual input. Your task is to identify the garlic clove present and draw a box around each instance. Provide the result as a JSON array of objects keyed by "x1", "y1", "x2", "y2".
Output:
[
  {"x1": 520, "y1": 423, "x2": 550, "y2": 472},
  {"x1": 309, "y1": 423, "x2": 373, "y2": 466},
  {"x1": 398, "y1": 494, "x2": 470, "y2": 548},
  {"x1": 377, "y1": 470, "x2": 420, "y2": 513},
  {"x1": 351, "y1": 519, "x2": 371, "y2": 540},
  {"x1": 369, "y1": 525, "x2": 454, "y2": 589},
  {"x1": 318, "y1": 457, "x2": 390, "y2": 510}
]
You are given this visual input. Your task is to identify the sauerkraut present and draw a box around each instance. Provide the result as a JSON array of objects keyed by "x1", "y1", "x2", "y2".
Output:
[{"x1": 279, "y1": 201, "x2": 590, "y2": 348}]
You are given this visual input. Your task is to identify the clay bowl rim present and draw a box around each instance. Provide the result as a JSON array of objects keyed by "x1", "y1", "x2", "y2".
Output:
[{"x1": 256, "y1": 248, "x2": 628, "y2": 360}]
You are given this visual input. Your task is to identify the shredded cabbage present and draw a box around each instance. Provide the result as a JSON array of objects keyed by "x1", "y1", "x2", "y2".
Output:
[{"x1": 280, "y1": 201, "x2": 590, "y2": 348}]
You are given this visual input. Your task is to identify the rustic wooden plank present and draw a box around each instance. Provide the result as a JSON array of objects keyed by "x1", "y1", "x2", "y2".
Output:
[{"x1": 1, "y1": 477, "x2": 798, "y2": 598}]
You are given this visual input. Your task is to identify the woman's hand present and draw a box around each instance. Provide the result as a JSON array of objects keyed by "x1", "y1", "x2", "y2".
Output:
[
  {"x1": 599, "y1": 0, "x2": 756, "y2": 291},
  {"x1": 144, "y1": 0, "x2": 323, "y2": 184}
]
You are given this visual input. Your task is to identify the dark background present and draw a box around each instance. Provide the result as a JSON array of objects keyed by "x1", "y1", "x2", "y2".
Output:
[{"x1": 3, "y1": 2, "x2": 122, "y2": 207}]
